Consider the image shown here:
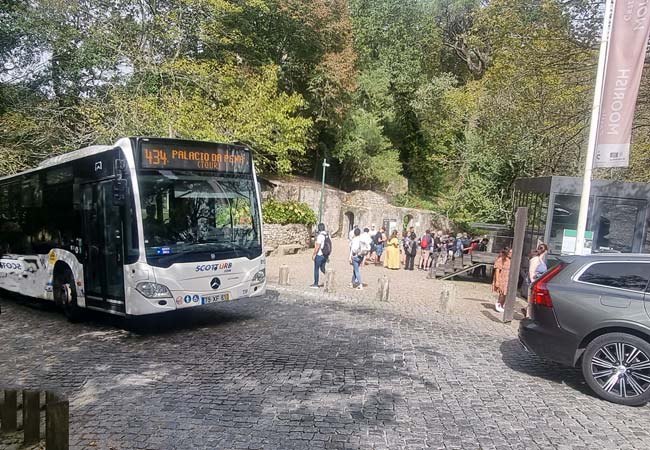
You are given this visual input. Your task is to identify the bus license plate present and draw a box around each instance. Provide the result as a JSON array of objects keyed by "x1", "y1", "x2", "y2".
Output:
[{"x1": 201, "y1": 293, "x2": 230, "y2": 304}]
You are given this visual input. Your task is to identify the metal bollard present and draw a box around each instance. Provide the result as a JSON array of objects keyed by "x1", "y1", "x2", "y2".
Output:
[
  {"x1": 376, "y1": 276, "x2": 390, "y2": 302},
  {"x1": 279, "y1": 265, "x2": 289, "y2": 286},
  {"x1": 324, "y1": 269, "x2": 336, "y2": 293}
]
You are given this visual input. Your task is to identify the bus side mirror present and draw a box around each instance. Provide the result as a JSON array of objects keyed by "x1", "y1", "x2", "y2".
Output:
[{"x1": 112, "y1": 179, "x2": 128, "y2": 206}]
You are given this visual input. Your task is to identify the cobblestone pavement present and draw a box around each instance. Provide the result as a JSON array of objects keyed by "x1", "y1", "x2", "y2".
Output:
[{"x1": 0, "y1": 241, "x2": 649, "y2": 449}]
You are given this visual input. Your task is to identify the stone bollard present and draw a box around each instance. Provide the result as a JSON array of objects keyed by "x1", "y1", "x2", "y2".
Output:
[
  {"x1": 427, "y1": 259, "x2": 437, "y2": 279},
  {"x1": 376, "y1": 276, "x2": 390, "y2": 302},
  {"x1": 279, "y1": 265, "x2": 289, "y2": 286},
  {"x1": 324, "y1": 269, "x2": 336, "y2": 293},
  {"x1": 438, "y1": 282, "x2": 456, "y2": 314}
]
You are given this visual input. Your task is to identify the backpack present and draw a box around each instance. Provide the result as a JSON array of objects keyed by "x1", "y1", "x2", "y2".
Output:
[
  {"x1": 321, "y1": 233, "x2": 332, "y2": 257},
  {"x1": 373, "y1": 232, "x2": 382, "y2": 245},
  {"x1": 358, "y1": 239, "x2": 370, "y2": 256},
  {"x1": 420, "y1": 235, "x2": 429, "y2": 249}
]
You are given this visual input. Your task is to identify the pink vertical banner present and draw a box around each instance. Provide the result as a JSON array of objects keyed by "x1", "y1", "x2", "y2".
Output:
[{"x1": 594, "y1": 0, "x2": 650, "y2": 168}]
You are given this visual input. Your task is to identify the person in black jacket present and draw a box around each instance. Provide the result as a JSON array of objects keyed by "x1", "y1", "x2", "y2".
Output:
[{"x1": 404, "y1": 232, "x2": 418, "y2": 270}]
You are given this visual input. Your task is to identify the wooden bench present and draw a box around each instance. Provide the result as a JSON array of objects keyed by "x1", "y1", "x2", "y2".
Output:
[{"x1": 278, "y1": 244, "x2": 302, "y2": 255}]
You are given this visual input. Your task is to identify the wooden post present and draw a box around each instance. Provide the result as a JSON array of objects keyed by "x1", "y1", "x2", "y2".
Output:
[
  {"x1": 278, "y1": 265, "x2": 289, "y2": 286},
  {"x1": 23, "y1": 390, "x2": 40, "y2": 445},
  {"x1": 503, "y1": 207, "x2": 528, "y2": 323},
  {"x1": 324, "y1": 269, "x2": 336, "y2": 293},
  {"x1": 376, "y1": 276, "x2": 390, "y2": 302},
  {"x1": 46, "y1": 392, "x2": 69, "y2": 450},
  {"x1": 1, "y1": 389, "x2": 18, "y2": 432}
]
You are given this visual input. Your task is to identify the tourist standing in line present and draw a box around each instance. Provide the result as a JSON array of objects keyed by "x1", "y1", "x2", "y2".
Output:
[
  {"x1": 384, "y1": 230, "x2": 400, "y2": 270},
  {"x1": 454, "y1": 233, "x2": 465, "y2": 259},
  {"x1": 404, "y1": 232, "x2": 418, "y2": 270},
  {"x1": 400, "y1": 230, "x2": 408, "y2": 266},
  {"x1": 368, "y1": 224, "x2": 377, "y2": 263},
  {"x1": 361, "y1": 227, "x2": 373, "y2": 265},
  {"x1": 522, "y1": 243, "x2": 549, "y2": 295},
  {"x1": 348, "y1": 224, "x2": 358, "y2": 241},
  {"x1": 418, "y1": 230, "x2": 431, "y2": 270},
  {"x1": 528, "y1": 243, "x2": 548, "y2": 282},
  {"x1": 493, "y1": 247, "x2": 512, "y2": 312},
  {"x1": 311, "y1": 223, "x2": 331, "y2": 289},
  {"x1": 349, "y1": 228, "x2": 364, "y2": 289},
  {"x1": 374, "y1": 227, "x2": 386, "y2": 265}
]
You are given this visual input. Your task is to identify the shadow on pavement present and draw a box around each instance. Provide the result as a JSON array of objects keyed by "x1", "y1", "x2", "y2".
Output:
[
  {"x1": 0, "y1": 290, "x2": 262, "y2": 335},
  {"x1": 113, "y1": 307, "x2": 257, "y2": 335},
  {"x1": 499, "y1": 338, "x2": 597, "y2": 398},
  {"x1": 481, "y1": 310, "x2": 503, "y2": 323}
]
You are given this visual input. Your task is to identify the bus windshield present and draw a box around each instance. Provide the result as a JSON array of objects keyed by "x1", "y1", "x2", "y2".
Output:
[{"x1": 138, "y1": 170, "x2": 261, "y2": 266}]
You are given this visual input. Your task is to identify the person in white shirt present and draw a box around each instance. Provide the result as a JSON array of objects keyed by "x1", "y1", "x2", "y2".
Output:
[
  {"x1": 348, "y1": 224, "x2": 358, "y2": 241},
  {"x1": 360, "y1": 227, "x2": 372, "y2": 265},
  {"x1": 349, "y1": 228, "x2": 364, "y2": 289},
  {"x1": 311, "y1": 223, "x2": 329, "y2": 288}
]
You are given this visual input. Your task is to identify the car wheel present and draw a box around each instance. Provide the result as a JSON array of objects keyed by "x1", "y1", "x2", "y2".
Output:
[
  {"x1": 582, "y1": 332, "x2": 650, "y2": 406},
  {"x1": 55, "y1": 269, "x2": 84, "y2": 323}
]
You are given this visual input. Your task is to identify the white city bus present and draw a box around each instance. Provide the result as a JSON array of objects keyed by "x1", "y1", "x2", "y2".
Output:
[{"x1": 0, "y1": 137, "x2": 266, "y2": 320}]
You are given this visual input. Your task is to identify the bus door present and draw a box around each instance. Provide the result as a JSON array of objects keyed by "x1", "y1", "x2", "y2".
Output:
[{"x1": 81, "y1": 180, "x2": 126, "y2": 314}]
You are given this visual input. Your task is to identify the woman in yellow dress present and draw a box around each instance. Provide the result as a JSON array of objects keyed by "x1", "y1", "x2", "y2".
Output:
[{"x1": 384, "y1": 230, "x2": 401, "y2": 270}]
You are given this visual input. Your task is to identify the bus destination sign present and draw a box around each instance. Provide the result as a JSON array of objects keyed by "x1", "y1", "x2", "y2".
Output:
[{"x1": 140, "y1": 143, "x2": 250, "y2": 173}]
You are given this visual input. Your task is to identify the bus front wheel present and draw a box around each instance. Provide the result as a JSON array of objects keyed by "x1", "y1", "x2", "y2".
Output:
[{"x1": 55, "y1": 269, "x2": 83, "y2": 323}]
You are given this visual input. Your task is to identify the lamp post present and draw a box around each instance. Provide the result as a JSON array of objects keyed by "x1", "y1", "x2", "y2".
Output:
[{"x1": 318, "y1": 158, "x2": 330, "y2": 225}]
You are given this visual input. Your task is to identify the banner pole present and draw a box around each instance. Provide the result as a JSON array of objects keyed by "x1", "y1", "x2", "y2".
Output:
[{"x1": 575, "y1": 0, "x2": 614, "y2": 255}]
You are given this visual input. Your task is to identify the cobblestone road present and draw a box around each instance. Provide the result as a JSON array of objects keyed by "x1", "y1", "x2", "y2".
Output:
[{"x1": 1, "y1": 244, "x2": 650, "y2": 449}]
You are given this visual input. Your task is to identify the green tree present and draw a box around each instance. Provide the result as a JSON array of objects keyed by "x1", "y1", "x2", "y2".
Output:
[{"x1": 333, "y1": 109, "x2": 402, "y2": 190}]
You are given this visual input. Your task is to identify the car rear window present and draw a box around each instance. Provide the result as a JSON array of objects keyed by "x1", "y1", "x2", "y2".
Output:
[{"x1": 578, "y1": 262, "x2": 650, "y2": 292}]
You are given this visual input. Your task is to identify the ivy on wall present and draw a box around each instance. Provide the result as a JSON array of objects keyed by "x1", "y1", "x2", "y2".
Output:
[{"x1": 262, "y1": 199, "x2": 317, "y2": 226}]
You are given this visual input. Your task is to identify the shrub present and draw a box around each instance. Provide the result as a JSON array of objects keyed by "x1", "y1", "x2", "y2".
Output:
[{"x1": 262, "y1": 198, "x2": 317, "y2": 226}]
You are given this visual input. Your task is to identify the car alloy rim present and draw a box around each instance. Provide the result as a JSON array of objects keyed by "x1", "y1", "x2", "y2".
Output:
[{"x1": 591, "y1": 343, "x2": 650, "y2": 398}]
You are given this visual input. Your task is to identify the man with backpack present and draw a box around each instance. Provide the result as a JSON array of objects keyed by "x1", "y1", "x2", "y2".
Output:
[
  {"x1": 349, "y1": 227, "x2": 365, "y2": 289},
  {"x1": 360, "y1": 227, "x2": 373, "y2": 264},
  {"x1": 311, "y1": 223, "x2": 331, "y2": 289},
  {"x1": 418, "y1": 230, "x2": 431, "y2": 270}
]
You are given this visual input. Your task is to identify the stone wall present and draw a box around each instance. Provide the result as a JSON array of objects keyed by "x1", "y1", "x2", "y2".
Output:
[
  {"x1": 341, "y1": 191, "x2": 452, "y2": 236},
  {"x1": 261, "y1": 177, "x2": 345, "y2": 236},
  {"x1": 263, "y1": 223, "x2": 311, "y2": 249},
  {"x1": 261, "y1": 176, "x2": 453, "y2": 238}
]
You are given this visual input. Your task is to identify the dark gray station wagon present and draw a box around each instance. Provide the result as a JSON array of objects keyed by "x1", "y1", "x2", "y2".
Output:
[{"x1": 519, "y1": 254, "x2": 650, "y2": 406}]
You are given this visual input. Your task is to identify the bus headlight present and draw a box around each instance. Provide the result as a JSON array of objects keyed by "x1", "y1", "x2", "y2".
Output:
[
  {"x1": 136, "y1": 282, "x2": 172, "y2": 298},
  {"x1": 252, "y1": 269, "x2": 266, "y2": 284}
]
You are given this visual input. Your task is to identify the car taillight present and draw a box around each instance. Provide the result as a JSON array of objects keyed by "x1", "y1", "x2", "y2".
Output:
[{"x1": 530, "y1": 262, "x2": 566, "y2": 308}]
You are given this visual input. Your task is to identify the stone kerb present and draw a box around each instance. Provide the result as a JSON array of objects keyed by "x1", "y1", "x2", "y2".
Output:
[{"x1": 263, "y1": 223, "x2": 311, "y2": 253}]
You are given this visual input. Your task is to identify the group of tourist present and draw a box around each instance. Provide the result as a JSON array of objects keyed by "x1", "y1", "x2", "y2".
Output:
[
  {"x1": 311, "y1": 222, "x2": 551, "y2": 313},
  {"x1": 311, "y1": 223, "x2": 492, "y2": 290},
  {"x1": 358, "y1": 227, "x2": 490, "y2": 273}
]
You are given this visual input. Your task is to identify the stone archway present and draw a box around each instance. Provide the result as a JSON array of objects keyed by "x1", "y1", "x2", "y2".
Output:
[
  {"x1": 344, "y1": 211, "x2": 355, "y2": 234},
  {"x1": 403, "y1": 214, "x2": 413, "y2": 231}
]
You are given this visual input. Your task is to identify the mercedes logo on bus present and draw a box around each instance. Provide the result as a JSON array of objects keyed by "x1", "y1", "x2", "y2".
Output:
[{"x1": 210, "y1": 277, "x2": 221, "y2": 290}]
